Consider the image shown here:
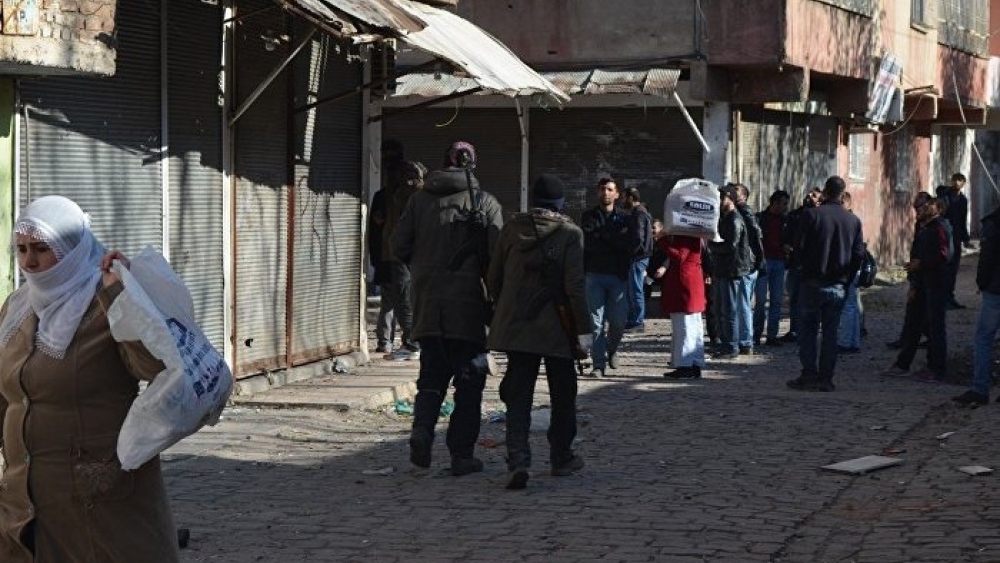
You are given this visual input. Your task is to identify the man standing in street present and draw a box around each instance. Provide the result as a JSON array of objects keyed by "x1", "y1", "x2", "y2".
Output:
[
  {"x1": 580, "y1": 178, "x2": 640, "y2": 377},
  {"x1": 781, "y1": 187, "x2": 822, "y2": 343},
  {"x1": 487, "y1": 174, "x2": 593, "y2": 489},
  {"x1": 622, "y1": 186, "x2": 653, "y2": 331},
  {"x1": 938, "y1": 172, "x2": 973, "y2": 309},
  {"x1": 708, "y1": 184, "x2": 753, "y2": 360},
  {"x1": 753, "y1": 190, "x2": 790, "y2": 347},
  {"x1": 787, "y1": 176, "x2": 864, "y2": 392},
  {"x1": 954, "y1": 203, "x2": 1000, "y2": 407},
  {"x1": 879, "y1": 197, "x2": 952, "y2": 382},
  {"x1": 734, "y1": 184, "x2": 764, "y2": 355},
  {"x1": 380, "y1": 160, "x2": 425, "y2": 360},
  {"x1": 369, "y1": 139, "x2": 406, "y2": 354},
  {"x1": 391, "y1": 141, "x2": 503, "y2": 476}
]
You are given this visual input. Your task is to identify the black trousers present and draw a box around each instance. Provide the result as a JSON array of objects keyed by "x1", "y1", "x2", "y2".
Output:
[
  {"x1": 412, "y1": 337, "x2": 488, "y2": 459},
  {"x1": 499, "y1": 351, "x2": 578, "y2": 471},
  {"x1": 895, "y1": 282, "x2": 948, "y2": 374}
]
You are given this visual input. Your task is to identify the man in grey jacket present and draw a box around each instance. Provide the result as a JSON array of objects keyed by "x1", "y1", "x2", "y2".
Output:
[
  {"x1": 488, "y1": 174, "x2": 593, "y2": 489},
  {"x1": 391, "y1": 141, "x2": 503, "y2": 476}
]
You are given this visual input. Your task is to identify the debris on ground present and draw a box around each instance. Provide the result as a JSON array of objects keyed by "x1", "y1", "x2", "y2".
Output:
[
  {"x1": 958, "y1": 465, "x2": 993, "y2": 476},
  {"x1": 362, "y1": 466, "x2": 396, "y2": 476},
  {"x1": 821, "y1": 455, "x2": 903, "y2": 475}
]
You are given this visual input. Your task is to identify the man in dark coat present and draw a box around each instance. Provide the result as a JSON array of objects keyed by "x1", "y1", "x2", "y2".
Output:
[
  {"x1": 579, "y1": 178, "x2": 641, "y2": 377},
  {"x1": 368, "y1": 139, "x2": 405, "y2": 353},
  {"x1": 734, "y1": 184, "x2": 764, "y2": 355},
  {"x1": 391, "y1": 141, "x2": 503, "y2": 476},
  {"x1": 954, "y1": 203, "x2": 1000, "y2": 406},
  {"x1": 781, "y1": 187, "x2": 822, "y2": 343},
  {"x1": 708, "y1": 184, "x2": 753, "y2": 359},
  {"x1": 880, "y1": 197, "x2": 952, "y2": 382},
  {"x1": 787, "y1": 176, "x2": 864, "y2": 392},
  {"x1": 487, "y1": 174, "x2": 593, "y2": 489},
  {"x1": 937, "y1": 172, "x2": 973, "y2": 309},
  {"x1": 622, "y1": 186, "x2": 653, "y2": 331}
]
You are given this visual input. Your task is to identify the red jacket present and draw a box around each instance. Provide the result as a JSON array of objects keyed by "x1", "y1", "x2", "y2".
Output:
[{"x1": 659, "y1": 235, "x2": 706, "y2": 314}]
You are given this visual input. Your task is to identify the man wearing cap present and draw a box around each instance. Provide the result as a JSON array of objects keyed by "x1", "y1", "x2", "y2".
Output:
[
  {"x1": 787, "y1": 175, "x2": 865, "y2": 392},
  {"x1": 391, "y1": 141, "x2": 504, "y2": 476},
  {"x1": 708, "y1": 184, "x2": 753, "y2": 360},
  {"x1": 488, "y1": 174, "x2": 593, "y2": 489},
  {"x1": 580, "y1": 178, "x2": 641, "y2": 377}
]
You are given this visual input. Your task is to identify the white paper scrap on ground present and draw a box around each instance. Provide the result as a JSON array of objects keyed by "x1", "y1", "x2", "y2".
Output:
[
  {"x1": 821, "y1": 455, "x2": 903, "y2": 475},
  {"x1": 958, "y1": 465, "x2": 993, "y2": 476},
  {"x1": 936, "y1": 431, "x2": 956, "y2": 440}
]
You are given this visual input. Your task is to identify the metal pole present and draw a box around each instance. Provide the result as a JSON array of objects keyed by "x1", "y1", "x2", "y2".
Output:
[
  {"x1": 229, "y1": 27, "x2": 316, "y2": 127},
  {"x1": 672, "y1": 90, "x2": 710, "y2": 154}
]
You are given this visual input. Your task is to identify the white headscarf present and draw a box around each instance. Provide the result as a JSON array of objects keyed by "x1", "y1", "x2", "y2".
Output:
[{"x1": 0, "y1": 196, "x2": 107, "y2": 358}]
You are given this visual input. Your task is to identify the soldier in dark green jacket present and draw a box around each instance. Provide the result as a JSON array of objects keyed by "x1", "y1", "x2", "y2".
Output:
[
  {"x1": 487, "y1": 174, "x2": 593, "y2": 490},
  {"x1": 391, "y1": 141, "x2": 503, "y2": 477}
]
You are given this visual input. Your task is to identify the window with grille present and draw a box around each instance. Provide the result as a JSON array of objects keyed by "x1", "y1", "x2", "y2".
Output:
[{"x1": 848, "y1": 134, "x2": 869, "y2": 182}]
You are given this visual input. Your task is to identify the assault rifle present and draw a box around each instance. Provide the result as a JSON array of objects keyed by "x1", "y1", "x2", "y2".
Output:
[{"x1": 446, "y1": 157, "x2": 490, "y2": 281}]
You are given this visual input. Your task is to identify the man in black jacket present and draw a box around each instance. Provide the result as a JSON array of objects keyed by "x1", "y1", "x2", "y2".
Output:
[
  {"x1": 880, "y1": 198, "x2": 952, "y2": 382},
  {"x1": 937, "y1": 172, "x2": 973, "y2": 309},
  {"x1": 954, "y1": 204, "x2": 1000, "y2": 407},
  {"x1": 708, "y1": 185, "x2": 753, "y2": 359},
  {"x1": 734, "y1": 184, "x2": 764, "y2": 355},
  {"x1": 787, "y1": 176, "x2": 864, "y2": 392},
  {"x1": 781, "y1": 187, "x2": 822, "y2": 343},
  {"x1": 580, "y1": 178, "x2": 641, "y2": 377},
  {"x1": 622, "y1": 187, "x2": 653, "y2": 331}
]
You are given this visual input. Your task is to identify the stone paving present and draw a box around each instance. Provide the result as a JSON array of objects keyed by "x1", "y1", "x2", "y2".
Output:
[{"x1": 164, "y1": 258, "x2": 1000, "y2": 563}]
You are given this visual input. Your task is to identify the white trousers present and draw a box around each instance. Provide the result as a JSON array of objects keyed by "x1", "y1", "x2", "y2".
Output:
[{"x1": 671, "y1": 312, "x2": 705, "y2": 368}]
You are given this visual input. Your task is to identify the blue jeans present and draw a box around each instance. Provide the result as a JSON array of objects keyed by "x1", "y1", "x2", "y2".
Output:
[
  {"x1": 785, "y1": 267, "x2": 802, "y2": 335},
  {"x1": 714, "y1": 276, "x2": 741, "y2": 354},
  {"x1": 837, "y1": 278, "x2": 861, "y2": 349},
  {"x1": 753, "y1": 259, "x2": 786, "y2": 340},
  {"x1": 627, "y1": 257, "x2": 650, "y2": 327},
  {"x1": 972, "y1": 291, "x2": 1000, "y2": 395},
  {"x1": 737, "y1": 270, "x2": 757, "y2": 348},
  {"x1": 798, "y1": 278, "x2": 847, "y2": 383},
  {"x1": 586, "y1": 273, "x2": 627, "y2": 369}
]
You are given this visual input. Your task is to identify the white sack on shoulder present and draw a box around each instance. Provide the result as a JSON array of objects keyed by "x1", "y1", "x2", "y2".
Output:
[
  {"x1": 663, "y1": 178, "x2": 721, "y2": 241},
  {"x1": 109, "y1": 246, "x2": 233, "y2": 470}
]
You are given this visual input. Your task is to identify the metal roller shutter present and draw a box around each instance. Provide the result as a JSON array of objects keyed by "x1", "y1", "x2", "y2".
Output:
[
  {"x1": 289, "y1": 32, "x2": 363, "y2": 364},
  {"x1": 383, "y1": 108, "x2": 522, "y2": 218},
  {"x1": 167, "y1": 0, "x2": 225, "y2": 351},
  {"x1": 19, "y1": 0, "x2": 162, "y2": 252},
  {"x1": 530, "y1": 107, "x2": 704, "y2": 223},
  {"x1": 232, "y1": 1, "x2": 290, "y2": 376},
  {"x1": 741, "y1": 111, "x2": 834, "y2": 207}
]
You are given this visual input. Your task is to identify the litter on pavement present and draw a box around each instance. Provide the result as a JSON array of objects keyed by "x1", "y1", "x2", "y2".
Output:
[
  {"x1": 821, "y1": 455, "x2": 903, "y2": 475},
  {"x1": 958, "y1": 465, "x2": 993, "y2": 476}
]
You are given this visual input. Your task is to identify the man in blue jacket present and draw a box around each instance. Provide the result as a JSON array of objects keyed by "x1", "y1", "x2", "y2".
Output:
[{"x1": 787, "y1": 176, "x2": 864, "y2": 392}]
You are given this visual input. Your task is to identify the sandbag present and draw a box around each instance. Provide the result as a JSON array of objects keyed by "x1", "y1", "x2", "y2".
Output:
[
  {"x1": 663, "y1": 178, "x2": 721, "y2": 240},
  {"x1": 108, "y1": 246, "x2": 233, "y2": 470}
]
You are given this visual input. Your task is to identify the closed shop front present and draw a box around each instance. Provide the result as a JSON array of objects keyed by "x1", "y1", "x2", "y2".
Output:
[
  {"x1": 289, "y1": 32, "x2": 363, "y2": 365},
  {"x1": 738, "y1": 109, "x2": 836, "y2": 208},
  {"x1": 529, "y1": 107, "x2": 703, "y2": 223},
  {"x1": 383, "y1": 108, "x2": 523, "y2": 218}
]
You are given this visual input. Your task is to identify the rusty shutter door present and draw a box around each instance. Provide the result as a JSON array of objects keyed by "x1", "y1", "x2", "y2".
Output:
[
  {"x1": 529, "y1": 107, "x2": 704, "y2": 223},
  {"x1": 232, "y1": 1, "x2": 290, "y2": 377},
  {"x1": 289, "y1": 31, "x2": 363, "y2": 365},
  {"x1": 739, "y1": 119, "x2": 763, "y2": 203},
  {"x1": 19, "y1": 0, "x2": 162, "y2": 253},
  {"x1": 167, "y1": 0, "x2": 225, "y2": 351},
  {"x1": 383, "y1": 108, "x2": 523, "y2": 219}
]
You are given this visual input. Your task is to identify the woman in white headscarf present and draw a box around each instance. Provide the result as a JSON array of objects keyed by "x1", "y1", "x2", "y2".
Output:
[{"x1": 0, "y1": 196, "x2": 179, "y2": 563}]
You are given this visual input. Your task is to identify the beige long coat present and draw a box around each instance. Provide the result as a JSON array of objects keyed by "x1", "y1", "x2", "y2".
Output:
[{"x1": 0, "y1": 281, "x2": 179, "y2": 563}]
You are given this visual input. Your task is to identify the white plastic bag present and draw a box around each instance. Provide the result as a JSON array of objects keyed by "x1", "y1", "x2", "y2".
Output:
[
  {"x1": 108, "y1": 246, "x2": 233, "y2": 470},
  {"x1": 663, "y1": 178, "x2": 721, "y2": 240}
]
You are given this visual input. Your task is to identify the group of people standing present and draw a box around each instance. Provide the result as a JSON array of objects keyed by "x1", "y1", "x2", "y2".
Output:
[{"x1": 378, "y1": 138, "x2": 869, "y2": 489}]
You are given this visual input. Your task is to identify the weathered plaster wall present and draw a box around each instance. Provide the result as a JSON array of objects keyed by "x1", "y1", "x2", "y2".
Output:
[
  {"x1": 0, "y1": 0, "x2": 116, "y2": 75},
  {"x1": 457, "y1": 0, "x2": 698, "y2": 67}
]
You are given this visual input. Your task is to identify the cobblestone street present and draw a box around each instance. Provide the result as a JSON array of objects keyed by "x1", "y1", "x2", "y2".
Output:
[{"x1": 164, "y1": 260, "x2": 1000, "y2": 563}]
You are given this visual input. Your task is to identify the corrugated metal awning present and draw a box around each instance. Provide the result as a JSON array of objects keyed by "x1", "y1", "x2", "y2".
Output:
[
  {"x1": 273, "y1": 0, "x2": 568, "y2": 104},
  {"x1": 390, "y1": 68, "x2": 682, "y2": 99}
]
